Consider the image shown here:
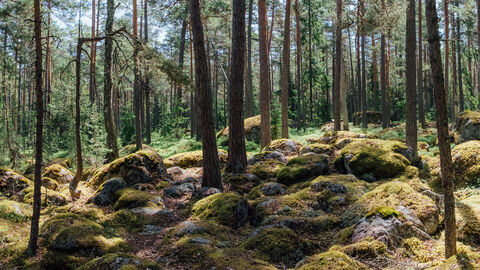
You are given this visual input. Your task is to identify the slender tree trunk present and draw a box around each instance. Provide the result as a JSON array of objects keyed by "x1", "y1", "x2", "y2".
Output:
[
  {"x1": 89, "y1": 0, "x2": 96, "y2": 104},
  {"x1": 418, "y1": 0, "x2": 426, "y2": 128},
  {"x1": 45, "y1": 0, "x2": 52, "y2": 118},
  {"x1": 406, "y1": 0, "x2": 418, "y2": 161},
  {"x1": 477, "y1": 0, "x2": 480, "y2": 109},
  {"x1": 456, "y1": 1, "x2": 464, "y2": 113},
  {"x1": 333, "y1": 0, "x2": 342, "y2": 131},
  {"x1": 425, "y1": 0, "x2": 457, "y2": 258},
  {"x1": 245, "y1": 0, "x2": 255, "y2": 117},
  {"x1": 381, "y1": 32, "x2": 387, "y2": 128},
  {"x1": 70, "y1": 40, "x2": 83, "y2": 200},
  {"x1": 348, "y1": 28, "x2": 355, "y2": 114},
  {"x1": 386, "y1": 31, "x2": 392, "y2": 125},
  {"x1": 227, "y1": 0, "x2": 247, "y2": 173},
  {"x1": 444, "y1": 0, "x2": 450, "y2": 116},
  {"x1": 308, "y1": 0, "x2": 313, "y2": 124},
  {"x1": 356, "y1": 18, "x2": 361, "y2": 115},
  {"x1": 451, "y1": 14, "x2": 457, "y2": 119},
  {"x1": 144, "y1": 0, "x2": 151, "y2": 144},
  {"x1": 190, "y1": 0, "x2": 223, "y2": 190},
  {"x1": 360, "y1": 0, "x2": 367, "y2": 128},
  {"x1": 104, "y1": 0, "x2": 119, "y2": 161},
  {"x1": 371, "y1": 34, "x2": 378, "y2": 110},
  {"x1": 281, "y1": 0, "x2": 291, "y2": 138},
  {"x1": 133, "y1": 0, "x2": 143, "y2": 150},
  {"x1": 258, "y1": 0, "x2": 272, "y2": 148},
  {"x1": 295, "y1": 0, "x2": 302, "y2": 131},
  {"x1": 28, "y1": 0, "x2": 43, "y2": 255}
]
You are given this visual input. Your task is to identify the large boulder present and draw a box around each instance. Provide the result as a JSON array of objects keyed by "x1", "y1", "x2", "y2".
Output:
[
  {"x1": 0, "y1": 200, "x2": 32, "y2": 223},
  {"x1": 452, "y1": 110, "x2": 480, "y2": 143},
  {"x1": 164, "y1": 149, "x2": 227, "y2": 169},
  {"x1": 262, "y1": 139, "x2": 303, "y2": 156},
  {"x1": 217, "y1": 115, "x2": 261, "y2": 144},
  {"x1": 0, "y1": 167, "x2": 32, "y2": 197},
  {"x1": 88, "y1": 150, "x2": 170, "y2": 187},
  {"x1": 276, "y1": 153, "x2": 329, "y2": 185},
  {"x1": 42, "y1": 164, "x2": 74, "y2": 184},
  {"x1": 334, "y1": 139, "x2": 412, "y2": 182},
  {"x1": 78, "y1": 253, "x2": 160, "y2": 270},
  {"x1": 192, "y1": 192, "x2": 248, "y2": 228},
  {"x1": 89, "y1": 178, "x2": 127, "y2": 206},
  {"x1": 298, "y1": 251, "x2": 368, "y2": 270},
  {"x1": 344, "y1": 181, "x2": 440, "y2": 239},
  {"x1": 113, "y1": 188, "x2": 164, "y2": 211},
  {"x1": 451, "y1": 141, "x2": 480, "y2": 188},
  {"x1": 456, "y1": 191, "x2": 480, "y2": 247}
]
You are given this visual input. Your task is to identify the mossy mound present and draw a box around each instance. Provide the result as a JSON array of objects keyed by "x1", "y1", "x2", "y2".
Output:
[
  {"x1": 452, "y1": 110, "x2": 480, "y2": 143},
  {"x1": 299, "y1": 143, "x2": 333, "y2": 155},
  {"x1": 332, "y1": 237, "x2": 387, "y2": 259},
  {"x1": 40, "y1": 213, "x2": 127, "y2": 253},
  {"x1": 248, "y1": 159, "x2": 284, "y2": 180},
  {"x1": 192, "y1": 192, "x2": 248, "y2": 228},
  {"x1": 456, "y1": 193, "x2": 480, "y2": 246},
  {"x1": 401, "y1": 237, "x2": 435, "y2": 263},
  {"x1": 345, "y1": 181, "x2": 439, "y2": 235},
  {"x1": 0, "y1": 200, "x2": 31, "y2": 223},
  {"x1": 77, "y1": 252, "x2": 160, "y2": 270},
  {"x1": 46, "y1": 158, "x2": 73, "y2": 169},
  {"x1": 119, "y1": 144, "x2": 155, "y2": 157},
  {"x1": 113, "y1": 188, "x2": 164, "y2": 210},
  {"x1": 20, "y1": 185, "x2": 67, "y2": 206},
  {"x1": 42, "y1": 164, "x2": 74, "y2": 184},
  {"x1": 319, "y1": 131, "x2": 375, "y2": 145},
  {"x1": 165, "y1": 149, "x2": 227, "y2": 169},
  {"x1": 168, "y1": 236, "x2": 217, "y2": 268},
  {"x1": 209, "y1": 248, "x2": 277, "y2": 270},
  {"x1": 352, "y1": 110, "x2": 382, "y2": 126},
  {"x1": 225, "y1": 173, "x2": 261, "y2": 194},
  {"x1": 276, "y1": 153, "x2": 329, "y2": 185},
  {"x1": 0, "y1": 167, "x2": 32, "y2": 197},
  {"x1": 426, "y1": 251, "x2": 480, "y2": 270},
  {"x1": 88, "y1": 150, "x2": 170, "y2": 187},
  {"x1": 102, "y1": 209, "x2": 164, "y2": 232},
  {"x1": 262, "y1": 139, "x2": 303, "y2": 156},
  {"x1": 243, "y1": 227, "x2": 309, "y2": 266},
  {"x1": 41, "y1": 177, "x2": 59, "y2": 190},
  {"x1": 217, "y1": 115, "x2": 261, "y2": 144},
  {"x1": 298, "y1": 250, "x2": 368, "y2": 270},
  {"x1": 451, "y1": 141, "x2": 480, "y2": 188},
  {"x1": 334, "y1": 139, "x2": 411, "y2": 181}
]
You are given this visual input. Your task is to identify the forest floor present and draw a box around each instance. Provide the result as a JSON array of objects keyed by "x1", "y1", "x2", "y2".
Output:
[{"x1": 1, "y1": 116, "x2": 480, "y2": 270}]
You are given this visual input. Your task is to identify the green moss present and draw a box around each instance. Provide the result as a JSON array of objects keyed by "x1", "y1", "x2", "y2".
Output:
[
  {"x1": 298, "y1": 251, "x2": 368, "y2": 270},
  {"x1": 77, "y1": 252, "x2": 160, "y2": 270},
  {"x1": 299, "y1": 143, "x2": 333, "y2": 155},
  {"x1": 42, "y1": 164, "x2": 74, "y2": 184},
  {"x1": 401, "y1": 237, "x2": 433, "y2": 263},
  {"x1": 172, "y1": 236, "x2": 216, "y2": 267},
  {"x1": 426, "y1": 251, "x2": 480, "y2": 270},
  {"x1": 156, "y1": 180, "x2": 170, "y2": 190},
  {"x1": 247, "y1": 185, "x2": 263, "y2": 200},
  {"x1": 249, "y1": 159, "x2": 283, "y2": 180},
  {"x1": 456, "y1": 194, "x2": 480, "y2": 246},
  {"x1": 208, "y1": 248, "x2": 277, "y2": 270},
  {"x1": 0, "y1": 167, "x2": 32, "y2": 196},
  {"x1": 334, "y1": 139, "x2": 410, "y2": 181},
  {"x1": 21, "y1": 185, "x2": 67, "y2": 206},
  {"x1": 40, "y1": 213, "x2": 128, "y2": 253},
  {"x1": 451, "y1": 141, "x2": 480, "y2": 188},
  {"x1": 333, "y1": 237, "x2": 387, "y2": 259},
  {"x1": 262, "y1": 139, "x2": 302, "y2": 154},
  {"x1": 192, "y1": 192, "x2": 244, "y2": 227},
  {"x1": 225, "y1": 174, "x2": 260, "y2": 194},
  {"x1": 335, "y1": 226, "x2": 355, "y2": 245},
  {"x1": 243, "y1": 227, "x2": 308, "y2": 265},
  {"x1": 276, "y1": 154, "x2": 328, "y2": 185},
  {"x1": 166, "y1": 149, "x2": 227, "y2": 169},
  {"x1": 47, "y1": 158, "x2": 72, "y2": 169},
  {"x1": 0, "y1": 200, "x2": 31, "y2": 223},
  {"x1": 102, "y1": 209, "x2": 156, "y2": 232},
  {"x1": 366, "y1": 206, "x2": 400, "y2": 219},
  {"x1": 113, "y1": 188, "x2": 163, "y2": 210},
  {"x1": 41, "y1": 177, "x2": 59, "y2": 190},
  {"x1": 54, "y1": 205, "x2": 105, "y2": 221}
]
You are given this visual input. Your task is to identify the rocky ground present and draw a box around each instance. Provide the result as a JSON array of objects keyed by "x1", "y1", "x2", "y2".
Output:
[{"x1": 1, "y1": 112, "x2": 480, "y2": 270}]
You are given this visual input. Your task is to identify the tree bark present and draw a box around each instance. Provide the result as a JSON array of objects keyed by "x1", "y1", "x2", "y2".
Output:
[
  {"x1": 418, "y1": 0, "x2": 426, "y2": 129},
  {"x1": 281, "y1": 0, "x2": 291, "y2": 138},
  {"x1": 258, "y1": 0, "x2": 272, "y2": 148},
  {"x1": 456, "y1": 1, "x2": 463, "y2": 113},
  {"x1": 104, "y1": 0, "x2": 119, "y2": 162},
  {"x1": 245, "y1": 0, "x2": 255, "y2": 118},
  {"x1": 308, "y1": 0, "x2": 313, "y2": 123},
  {"x1": 133, "y1": 0, "x2": 143, "y2": 150},
  {"x1": 190, "y1": 0, "x2": 223, "y2": 190},
  {"x1": 226, "y1": 0, "x2": 247, "y2": 173},
  {"x1": 89, "y1": 0, "x2": 96, "y2": 104},
  {"x1": 444, "y1": 0, "x2": 449, "y2": 116},
  {"x1": 333, "y1": 0, "x2": 342, "y2": 131},
  {"x1": 477, "y1": 0, "x2": 480, "y2": 109},
  {"x1": 360, "y1": 0, "x2": 367, "y2": 128},
  {"x1": 28, "y1": 0, "x2": 43, "y2": 255},
  {"x1": 295, "y1": 0, "x2": 303, "y2": 131},
  {"x1": 144, "y1": 0, "x2": 151, "y2": 144},
  {"x1": 425, "y1": 0, "x2": 457, "y2": 258},
  {"x1": 406, "y1": 0, "x2": 418, "y2": 161},
  {"x1": 371, "y1": 34, "x2": 378, "y2": 110},
  {"x1": 381, "y1": 32, "x2": 387, "y2": 128}
]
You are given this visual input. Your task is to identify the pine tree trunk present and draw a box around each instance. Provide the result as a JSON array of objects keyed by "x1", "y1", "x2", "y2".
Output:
[
  {"x1": 190, "y1": 0, "x2": 223, "y2": 190},
  {"x1": 371, "y1": 34, "x2": 378, "y2": 110},
  {"x1": 281, "y1": 0, "x2": 291, "y2": 138},
  {"x1": 70, "y1": 40, "x2": 83, "y2": 199},
  {"x1": 477, "y1": 0, "x2": 480, "y2": 109},
  {"x1": 90, "y1": 0, "x2": 96, "y2": 104},
  {"x1": 333, "y1": 0, "x2": 342, "y2": 131},
  {"x1": 381, "y1": 32, "x2": 388, "y2": 128},
  {"x1": 133, "y1": 0, "x2": 143, "y2": 150},
  {"x1": 226, "y1": 0, "x2": 247, "y2": 173},
  {"x1": 444, "y1": 0, "x2": 450, "y2": 116},
  {"x1": 406, "y1": 0, "x2": 418, "y2": 161},
  {"x1": 245, "y1": 0, "x2": 255, "y2": 118},
  {"x1": 360, "y1": 0, "x2": 367, "y2": 128},
  {"x1": 456, "y1": 2, "x2": 464, "y2": 113},
  {"x1": 418, "y1": 0, "x2": 426, "y2": 128},
  {"x1": 295, "y1": 0, "x2": 302, "y2": 131},
  {"x1": 308, "y1": 0, "x2": 313, "y2": 124},
  {"x1": 144, "y1": 0, "x2": 151, "y2": 144},
  {"x1": 425, "y1": 0, "x2": 457, "y2": 258},
  {"x1": 28, "y1": 0, "x2": 43, "y2": 255},
  {"x1": 258, "y1": 0, "x2": 272, "y2": 148},
  {"x1": 451, "y1": 14, "x2": 457, "y2": 119}
]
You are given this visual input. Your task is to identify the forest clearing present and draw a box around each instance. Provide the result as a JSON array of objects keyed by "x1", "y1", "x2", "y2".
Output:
[{"x1": 1, "y1": 0, "x2": 480, "y2": 269}]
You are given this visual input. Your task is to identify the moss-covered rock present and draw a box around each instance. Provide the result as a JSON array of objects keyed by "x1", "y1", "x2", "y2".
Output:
[
  {"x1": 248, "y1": 159, "x2": 284, "y2": 180},
  {"x1": 244, "y1": 227, "x2": 309, "y2": 266},
  {"x1": 452, "y1": 110, "x2": 480, "y2": 143},
  {"x1": 0, "y1": 167, "x2": 32, "y2": 197},
  {"x1": 276, "y1": 153, "x2": 329, "y2": 185},
  {"x1": 165, "y1": 149, "x2": 227, "y2": 169},
  {"x1": 209, "y1": 248, "x2": 277, "y2": 270},
  {"x1": 0, "y1": 200, "x2": 31, "y2": 223},
  {"x1": 42, "y1": 164, "x2": 74, "y2": 184},
  {"x1": 88, "y1": 150, "x2": 170, "y2": 187},
  {"x1": 225, "y1": 173, "x2": 261, "y2": 194},
  {"x1": 344, "y1": 181, "x2": 439, "y2": 237},
  {"x1": 299, "y1": 143, "x2": 334, "y2": 155},
  {"x1": 332, "y1": 236, "x2": 387, "y2": 259},
  {"x1": 77, "y1": 252, "x2": 160, "y2": 270},
  {"x1": 41, "y1": 177, "x2": 59, "y2": 190},
  {"x1": 262, "y1": 139, "x2": 303, "y2": 156},
  {"x1": 113, "y1": 188, "x2": 164, "y2": 210},
  {"x1": 401, "y1": 237, "x2": 435, "y2": 263},
  {"x1": 40, "y1": 213, "x2": 127, "y2": 252},
  {"x1": 217, "y1": 115, "x2": 261, "y2": 144},
  {"x1": 192, "y1": 192, "x2": 248, "y2": 228},
  {"x1": 426, "y1": 251, "x2": 480, "y2": 270},
  {"x1": 298, "y1": 251, "x2": 368, "y2": 270},
  {"x1": 119, "y1": 144, "x2": 155, "y2": 157},
  {"x1": 334, "y1": 139, "x2": 411, "y2": 181},
  {"x1": 451, "y1": 141, "x2": 480, "y2": 188},
  {"x1": 46, "y1": 158, "x2": 73, "y2": 169},
  {"x1": 456, "y1": 193, "x2": 480, "y2": 246},
  {"x1": 319, "y1": 131, "x2": 375, "y2": 145},
  {"x1": 20, "y1": 185, "x2": 67, "y2": 206}
]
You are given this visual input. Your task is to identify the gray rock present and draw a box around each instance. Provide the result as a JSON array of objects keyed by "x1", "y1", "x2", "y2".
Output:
[
  {"x1": 139, "y1": 225, "x2": 164, "y2": 235},
  {"x1": 192, "y1": 187, "x2": 221, "y2": 199},
  {"x1": 91, "y1": 178, "x2": 127, "y2": 206},
  {"x1": 175, "y1": 221, "x2": 207, "y2": 236},
  {"x1": 164, "y1": 182, "x2": 196, "y2": 198},
  {"x1": 311, "y1": 181, "x2": 347, "y2": 194},
  {"x1": 189, "y1": 238, "x2": 211, "y2": 245},
  {"x1": 261, "y1": 182, "x2": 287, "y2": 196}
]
